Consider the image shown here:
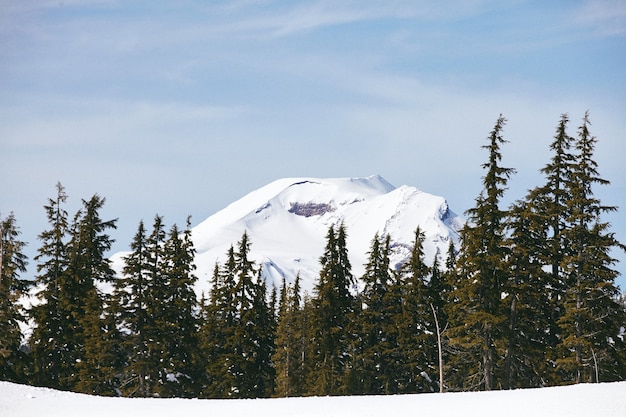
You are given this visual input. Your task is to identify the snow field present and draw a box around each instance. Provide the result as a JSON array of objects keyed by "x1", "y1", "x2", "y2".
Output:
[{"x1": 2, "y1": 381, "x2": 625, "y2": 417}]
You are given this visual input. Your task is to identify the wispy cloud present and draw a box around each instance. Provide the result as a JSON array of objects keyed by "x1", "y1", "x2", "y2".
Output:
[
  {"x1": 191, "y1": 0, "x2": 495, "y2": 39},
  {"x1": 1, "y1": 96, "x2": 246, "y2": 148},
  {"x1": 573, "y1": 0, "x2": 626, "y2": 36}
]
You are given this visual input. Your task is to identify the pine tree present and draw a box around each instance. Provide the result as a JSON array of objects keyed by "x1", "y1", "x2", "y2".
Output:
[
  {"x1": 198, "y1": 264, "x2": 228, "y2": 398},
  {"x1": 273, "y1": 275, "x2": 306, "y2": 397},
  {"x1": 29, "y1": 182, "x2": 69, "y2": 389},
  {"x1": 427, "y1": 248, "x2": 448, "y2": 392},
  {"x1": 200, "y1": 232, "x2": 275, "y2": 398},
  {"x1": 112, "y1": 220, "x2": 150, "y2": 397},
  {"x1": 309, "y1": 223, "x2": 354, "y2": 396},
  {"x1": 502, "y1": 200, "x2": 552, "y2": 388},
  {"x1": 396, "y1": 227, "x2": 438, "y2": 393},
  {"x1": 142, "y1": 215, "x2": 169, "y2": 396},
  {"x1": 0, "y1": 212, "x2": 31, "y2": 383},
  {"x1": 157, "y1": 218, "x2": 200, "y2": 397},
  {"x1": 67, "y1": 194, "x2": 118, "y2": 395},
  {"x1": 228, "y1": 231, "x2": 259, "y2": 397},
  {"x1": 523, "y1": 114, "x2": 577, "y2": 383},
  {"x1": 557, "y1": 112, "x2": 626, "y2": 383},
  {"x1": 248, "y1": 270, "x2": 276, "y2": 397},
  {"x1": 200, "y1": 246, "x2": 238, "y2": 398},
  {"x1": 447, "y1": 115, "x2": 515, "y2": 391},
  {"x1": 353, "y1": 232, "x2": 397, "y2": 394}
]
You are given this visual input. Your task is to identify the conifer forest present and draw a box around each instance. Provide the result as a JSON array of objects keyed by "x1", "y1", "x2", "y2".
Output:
[{"x1": 1, "y1": 113, "x2": 625, "y2": 398}]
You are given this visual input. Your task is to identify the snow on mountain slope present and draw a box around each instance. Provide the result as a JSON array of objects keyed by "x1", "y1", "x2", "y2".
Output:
[
  {"x1": 171, "y1": 175, "x2": 461, "y2": 295},
  {"x1": 111, "y1": 175, "x2": 463, "y2": 295},
  {"x1": 3, "y1": 380, "x2": 625, "y2": 417}
]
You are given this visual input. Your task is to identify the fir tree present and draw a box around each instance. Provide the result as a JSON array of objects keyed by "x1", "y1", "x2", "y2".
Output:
[
  {"x1": 502, "y1": 200, "x2": 552, "y2": 388},
  {"x1": 0, "y1": 212, "x2": 31, "y2": 383},
  {"x1": 273, "y1": 275, "x2": 306, "y2": 397},
  {"x1": 448, "y1": 115, "x2": 515, "y2": 391},
  {"x1": 200, "y1": 246, "x2": 238, "y2": 398},
  {"x1": 67, "y1": 194, "x2": 118, "y2": 395},
  {"x1": 198, "y1": 264, "x2": 228, "y2": 398},
  {"x1": 557, "y1": 112, "x2": 626, "y2": 383},
  {"x1": 524, "y1": 114, "x2": 577, "y2": 383},
  {"x1": 112, "y1": 220, "x2": 150, "y2": 397},
  {"x1": 396, "y1": 227, "x2": 438, "y2": 393},
  {"x1": 353, "y1": 233, "x2": 397, "y2": 394},
  {"x1": 309, "y1": 223, "x2": 354, "y2": 396},
  {"x1": 200, "y1": 232, "x2": 275, "y2": 398},
  {"x1": 157, "y1": 218, "x2": 200, "y2": 397},
  {"x1": 142, "y1": 215, "x2": 169, "y2": 396},
  {"x1": 29, "y1": 182, "x2": 69, "y2": 389}
]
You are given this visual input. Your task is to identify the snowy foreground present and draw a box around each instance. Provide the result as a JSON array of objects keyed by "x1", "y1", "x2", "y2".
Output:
[{"x1": 2, "y1": 381, "x2": 625, "y2": 417}]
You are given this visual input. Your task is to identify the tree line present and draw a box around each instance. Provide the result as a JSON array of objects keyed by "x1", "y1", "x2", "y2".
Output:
[{"x1": 1, "y1": 112, "x2": 624, "y2": 397}]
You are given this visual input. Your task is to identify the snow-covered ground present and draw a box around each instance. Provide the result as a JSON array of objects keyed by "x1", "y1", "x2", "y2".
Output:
[{"x1": 2, "y1": 381, "x2": 624, "y2": 417}]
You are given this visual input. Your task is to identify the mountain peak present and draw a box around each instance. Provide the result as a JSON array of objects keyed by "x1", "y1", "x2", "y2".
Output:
[{"x1": 187, "y1": 175, "x2": 463, "y2": 295}]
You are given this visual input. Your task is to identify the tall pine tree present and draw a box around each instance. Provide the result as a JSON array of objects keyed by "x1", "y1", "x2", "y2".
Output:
[
  {"x1": 557, "y1": 112, "x2": 626, "y2": 383},
  {"x1": 352, "y1": 233, "x2": 396, "y2": 394},
  {"x1": 396, "y1": 227, "x2": 438, "y2": 393},
  {"x1": 111, "y1": 220, "x2": 150, "y2": 397},
  {"x1": 448, "y1": 115, "x2": 515, "y2": 391},
  {"x1": 30, "y1": 183, "x2": 69, "y2": 389},
  {"x1": 0, "y1": 212, "x2": 30, "y2": 383},
  {"x1": 67, "y1": 194, "x2": 118, "y2": 395},
  {"x1": 309, "y1": 223, "x2": 354, "y2": 396}
]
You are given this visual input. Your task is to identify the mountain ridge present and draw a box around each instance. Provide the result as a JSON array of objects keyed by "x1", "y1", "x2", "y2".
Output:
[{"x1": 112, "y1": 175, "x2": 464, "y2": 294}]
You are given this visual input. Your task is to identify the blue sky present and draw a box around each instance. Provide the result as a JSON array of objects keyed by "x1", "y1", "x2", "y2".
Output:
[{"x1": 2, "y1": 0, "x2": 625, "y2": 287}]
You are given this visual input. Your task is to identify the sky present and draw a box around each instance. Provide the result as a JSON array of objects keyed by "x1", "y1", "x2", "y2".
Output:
[{"x1": 1, "y1": 1, "x2": 625, "y2": 287}]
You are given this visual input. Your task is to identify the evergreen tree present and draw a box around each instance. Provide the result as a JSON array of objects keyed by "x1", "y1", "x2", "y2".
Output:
[
  {"x1": 200, "y1": 232, "x2": 275, "y2": 398},
  {"x1": 273, "y1": 275, "x2": 306, "y2": 397},
  {"x1": 557, "y1": 112, "x2": 626, "y2": 383},
  {"x1": 200, "y1": 246, "x2": 238, "y2": 398},
  {"x1": 427, "y1": 248, "x2": 449, "y2": 392},
  {"x1": 112, "y1": 220, "x2": 150, "y2": 397},
  {"x1": 142, "y1": 215, "x2": 169, "y2": 396},
  {"x1": 448, "y1": 115, "x2": 515, "y2": 391},
  {"x1": 309, "y1": 223, "x2": 354, "y2": 396},
  {"x1": 0, "y1": 212, "x2": 30, "y2": 383},
  {"x1": 67, "y1": 194, "x2": 118, "y2": 395},
  {"x1": 353, "y1": 233, "x2": 397, "y2": 394},
  {"x1": 29, "y1": 182, "x2": 69, "y2": 389},
  {"x1": 396, "y1": 227, "x2": 438, "y2": 393},
  {"x1": 248, "y1": 270, "x2": 276, "y2": 397},
  {"x1": 156, "y1": 218, "x2": 200, "y2": 397},
  {"x1": 502, "y1": 200, "x2": 552, "y2": 388},
  {"x1": 523, "y1": 114, "x2": 577, "y2": 383},
  {"x1": 198, "y1": 264, "x2": 228, "y2": 398},
  {"x1": 227, "y1": 231, "x2": 259, "y2": 397}
]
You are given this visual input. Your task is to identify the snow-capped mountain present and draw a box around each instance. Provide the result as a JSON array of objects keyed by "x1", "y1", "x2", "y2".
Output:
[{"x1": 155, "y1": 175, "x2": 464, "y2": 295}]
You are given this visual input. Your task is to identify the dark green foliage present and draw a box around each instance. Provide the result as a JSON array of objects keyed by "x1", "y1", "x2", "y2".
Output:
[
  {"x1": 29, "y1": 187, "x2": 118, "y2": 394},
  {"x1": 29, "y1": 183, "x2": 69, "y2": 389},
  {"x1": 308, "y1": 223, "x2": 354, "y2": 396},
  {"x1": 447, "y1": 115, "x2": 515, "y2": 391},
  {"x1": 396, "y1": 227, "x2": 439, "y2": 393},
  {"x1": 273, "y1": 275, "x2": 307, "y2": 397},
  {"x1": 70, "y1": 194, "x2": 118, "y2": 395},
  {"x1": 0, "y1": 212, "x2": 31, "y2": 383},
  {"x1": 350, "y1": 233, "x2": 398, "y2": 394},
  {"x1": 502, "y1": 200, "x2": 552, "y2": 388},
  {"x1": 199, "y1": 232, "x2": 275, "y2": 398},
  {"x1": 3, "y1": 113, "x2": 622, "y2": 396},
  {"x1": 111, "y1": 220, "x2": 150, "y2": 396},
  {"x1": 523, "y1": 114, "x2": 577, "y2": 383},
  {"x1": 556, "y1": 113, "x2": 625, "y2": 383},
  {"x1": 113, "y1": 216, "x2": 200, "y2": 397}
]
